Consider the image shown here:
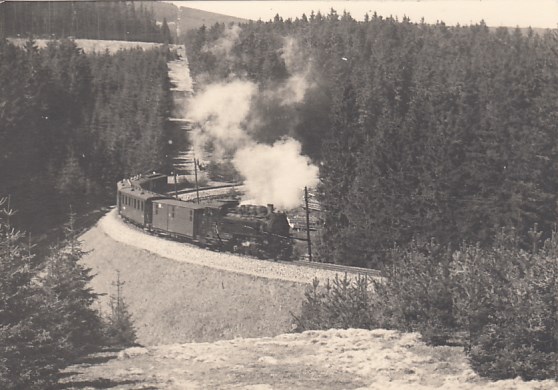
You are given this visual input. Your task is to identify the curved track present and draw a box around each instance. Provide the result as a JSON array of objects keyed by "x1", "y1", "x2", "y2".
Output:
[{"x1": 161, "y1": 185, "x2": 383, "y2": 279}]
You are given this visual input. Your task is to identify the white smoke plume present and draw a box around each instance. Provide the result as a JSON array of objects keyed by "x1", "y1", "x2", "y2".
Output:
[
  {"x1": 186, "y1": 32, "x2": 319, "y2": 209},
  {"x1": 274, "y1": 72, "x2": 311, "y2": 105},
  {"x1": 280, "y1": 36, "x2": 305, "y2": 73},
  {"x1": 186, "y1": 79, "x2": 257, "y2": 158},
  {"x1": 233, "y1": 138, "x2": 319, "y2": 210},
  {"x1": 205, "y1": 24, "x2": 241, "y2": 60},
  {"x1": 272, "y1": 36, "x2": 314, "y2": 106}
]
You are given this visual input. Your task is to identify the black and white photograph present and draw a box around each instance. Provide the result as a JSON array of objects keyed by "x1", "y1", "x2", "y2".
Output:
[{"x1": 1, "y1": 0, "x2": 558, "y2": 388}]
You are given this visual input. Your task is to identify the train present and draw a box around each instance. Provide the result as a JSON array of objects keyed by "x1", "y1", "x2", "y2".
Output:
[{"x1": 116, "y1": 173, "x2": 293, "y2": 260}]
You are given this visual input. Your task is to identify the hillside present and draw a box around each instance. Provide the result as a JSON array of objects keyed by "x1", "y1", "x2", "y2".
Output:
[
  {"x1": 69, "y1": 213, "x2": 558, "y2": 389},
  {"x1": 79, "y1": 210, "x2": 308, "y2": 345},
  {"x1": 79, "y1": 210, "x2": 373, "y2": 345},
  {"x1": 178, "y1": 6, "x2": 248, "y2": 32}
]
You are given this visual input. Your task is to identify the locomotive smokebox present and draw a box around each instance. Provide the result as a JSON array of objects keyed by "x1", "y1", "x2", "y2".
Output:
[{"x1": 267, "y1": 204, "x2": 274, "y2": 214}]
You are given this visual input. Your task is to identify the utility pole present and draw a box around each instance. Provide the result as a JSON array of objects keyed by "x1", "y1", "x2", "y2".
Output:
[
  {"x1": 173, "y1": 171, "x2": 178, "y2": 199},
  {"x1": 194, "y1": 156, "x2": 200, "y2": 204},
  {"x1": 304, "y1": 186, "x2": 312, "y2": 262}
]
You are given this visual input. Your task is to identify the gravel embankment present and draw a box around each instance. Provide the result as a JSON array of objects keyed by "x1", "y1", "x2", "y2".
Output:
[
  {"x1": 80, "y1": 210, "x2": 366, "y2": 345},
  {"x1": 98, "y1": 209, "x2": 359, "y2": 285}
]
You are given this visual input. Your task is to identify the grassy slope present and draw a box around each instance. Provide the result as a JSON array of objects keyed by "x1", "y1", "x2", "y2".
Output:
[{"x1": 80, "y1": 224, "x2": 306, "y2": 346}]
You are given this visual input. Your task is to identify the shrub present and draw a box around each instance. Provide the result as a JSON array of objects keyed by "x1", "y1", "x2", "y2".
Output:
[
  {"x1": 292, "y1": 275, "x2": 381, "y2": 332},
  {"x1": 452, "y1": 226, "x2": 558, "y2": 380},
  {"x1": 375, "y1": 239, "x2": 458, "y2": 345},
  {"x1": 295, "y1": 226, "x2": 558, "y2": 380}
]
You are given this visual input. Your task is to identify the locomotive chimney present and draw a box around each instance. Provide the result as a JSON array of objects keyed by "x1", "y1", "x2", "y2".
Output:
[{"x1": 267, "y1": 204, "x2": 274, "y2": 215}]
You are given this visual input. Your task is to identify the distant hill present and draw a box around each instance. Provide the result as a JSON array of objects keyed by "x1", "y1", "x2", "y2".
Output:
[
  {"x1": 178, "y1": 6, "x2": 249, "y2": 33},
  {"x1": 149, "y1": 2, "x2": 248, "y2": 39}
]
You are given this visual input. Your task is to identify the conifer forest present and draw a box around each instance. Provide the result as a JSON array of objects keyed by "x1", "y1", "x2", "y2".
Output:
[
  {"x1": 186, "y1": 13, "x2": 558, "y2": 267},
  {"x1": 0, "y1": 36, "x2": 173, "y2": 233}
]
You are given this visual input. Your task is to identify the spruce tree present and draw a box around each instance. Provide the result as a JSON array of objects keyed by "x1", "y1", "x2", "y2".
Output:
[
  {"x1": 104, "y1": 271, "x2": 137, "y2": 347},
  {"x1": 0, "y1": 197, "x2": 59, "y2": 388},
  {"x1": 40, "y1": 210, "x2": 103, "y2": 358}
]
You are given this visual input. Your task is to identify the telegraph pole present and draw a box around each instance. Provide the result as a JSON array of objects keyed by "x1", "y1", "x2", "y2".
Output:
[
  {"x1": 194, "y1": 157, "x2": 200, "y2": 204},
  {"x1": 173, "y1": 171, "x2": 178, "y2": 199},
  {"x1": 304, "y1": 186, "x2": 312, "y2": 262}
]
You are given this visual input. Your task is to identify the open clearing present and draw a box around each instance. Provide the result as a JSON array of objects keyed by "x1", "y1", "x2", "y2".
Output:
[{"x1": 7, "y1": 38, "x2": 183, "y2": 54}]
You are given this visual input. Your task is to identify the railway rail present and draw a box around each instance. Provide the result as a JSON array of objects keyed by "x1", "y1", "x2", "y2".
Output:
[
  {"x1": 177, "y1": 187, "x2": 382, "y2": 278},
  {"x1": 173, "y1": 184, "x2": 242, "y2": 201},
  {"x1": 288, "y1": 260, "x2": 382, "y2": 279},
  {"x1": 127, "y1": 182, "x2": 383, "y2": 279}
]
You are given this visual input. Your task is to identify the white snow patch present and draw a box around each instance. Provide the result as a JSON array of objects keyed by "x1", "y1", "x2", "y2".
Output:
[
  {"x1": 66, "y1": 328, "x2": 558, "y2": 389},
  {"x1": 257, "y1": 356, "x2": 278, "y2": 365},
  {"x1": 117, "y1": 347, "x2": 149, "y2": 359},
  {"x1": 72, "y1": 329, "x2": 558, "y2": 390},
  {"x1": 7, "y1": 38, "x2": 181, "y2": 54}
]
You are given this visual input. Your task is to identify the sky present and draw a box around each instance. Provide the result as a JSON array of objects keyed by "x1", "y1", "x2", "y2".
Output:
[{"x1": 168, "y1": 1, "x2": 558, "y2": 29}]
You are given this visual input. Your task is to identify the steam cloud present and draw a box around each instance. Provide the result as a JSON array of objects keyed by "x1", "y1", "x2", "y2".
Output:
[
  {"x1": 187, "y1": 80, "x2": 256, "y2": 158},
  {"x1": 206, "y1": 24, "x2": 241, "y2": 60},
  {"x1": 186, "y1": 31, "x2": 318, "y2": 209},
  {"x1": 234, "y1": 139, "x2": 319, "y2": 209}
]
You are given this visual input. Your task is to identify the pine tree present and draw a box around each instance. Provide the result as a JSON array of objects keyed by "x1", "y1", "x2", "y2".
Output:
[
  {"x1": 104, "y1": 271, "x2": 137, "y2": 347},
  {"x1": 161, "y1": 17, "x2": 173, "y2": 44},
  {"x1": 0, "y1": 197, "x2": 59, "y2": 388},
  {"x1": 40, "y1": 210, "x2": 103, "y2": 358}
]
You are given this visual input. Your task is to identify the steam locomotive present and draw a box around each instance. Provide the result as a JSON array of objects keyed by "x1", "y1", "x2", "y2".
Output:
[{"x1": 116, "y1": 174, "x2": 292, "y2": 260}]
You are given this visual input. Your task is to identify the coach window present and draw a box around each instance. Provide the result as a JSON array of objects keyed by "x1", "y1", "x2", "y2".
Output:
[
  {"x1": 155, "y1": 204, "x2": 158, "y2": 215},
  {"x1": 171, "y1": 206, "x2": 175, "y2": 218},
  {"x1": 189, "y1": 210, "x2": 193, "y2": 221}
]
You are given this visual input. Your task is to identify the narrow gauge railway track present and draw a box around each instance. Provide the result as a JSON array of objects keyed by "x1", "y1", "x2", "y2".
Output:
[
  {"x1": 177, "y1": 187, "x2": 382, "y2": 278},
  {"x1": 124, "y1": 182, "x2": 382, "y2": 279},
  {"x1": 288, "y1": 260, "x2": 382, "y2": 279},
  {"x1": 173, "y1": 184, "x2": 243, "y2": 200},
  {"x1": 120, "y1": 212, "x2": 383, "y2": 280}
]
